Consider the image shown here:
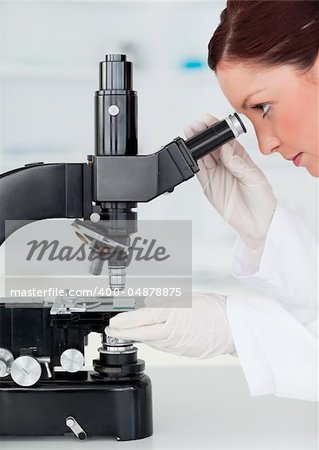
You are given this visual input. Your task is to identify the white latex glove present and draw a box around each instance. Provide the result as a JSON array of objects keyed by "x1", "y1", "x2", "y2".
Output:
[
  {"x1": 184, "y1": 113, "x2": 277, "y2": 258},
  {"x1": 105, "y1": 293, "x2": 236, "y2": 359}
]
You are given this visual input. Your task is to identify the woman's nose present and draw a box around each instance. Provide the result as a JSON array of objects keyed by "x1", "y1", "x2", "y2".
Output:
[{"x1": 255, "y1": 128, "x2": 280, "y2": 155}]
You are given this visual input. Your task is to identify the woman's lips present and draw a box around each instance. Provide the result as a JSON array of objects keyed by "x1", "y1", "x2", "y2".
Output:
[{"x1": 293, "y1": 152, "x2": 303, "y2": 167}]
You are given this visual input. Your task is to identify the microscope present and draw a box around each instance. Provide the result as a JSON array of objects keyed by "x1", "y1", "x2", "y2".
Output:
[{"x1": 0, "y1": 54, "x2": 246, "y2": 440}]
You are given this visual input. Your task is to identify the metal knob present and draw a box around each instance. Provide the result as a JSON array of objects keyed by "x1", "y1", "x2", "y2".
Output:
[
  {"x1": 10, "y1": 356, "x2": 42, "y2": 387},
  {"x1": 60, "y1": 349, "x2": 84, "y2": 373},
  {"x1": 0, "y1": 348, "x2": 14, "y2": 378}
]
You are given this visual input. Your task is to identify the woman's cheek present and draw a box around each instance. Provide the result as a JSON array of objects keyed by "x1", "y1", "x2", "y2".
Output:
[{"x1": 277, "y1": 106, "x2": 307, "y2": 149}]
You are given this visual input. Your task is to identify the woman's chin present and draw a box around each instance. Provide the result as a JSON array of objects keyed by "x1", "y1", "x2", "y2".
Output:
[{"x1": 306, "y1": 164, "x2": 319, "y2": 178}]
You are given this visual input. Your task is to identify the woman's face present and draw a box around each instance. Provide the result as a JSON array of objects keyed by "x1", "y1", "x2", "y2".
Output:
[{"x1": 217, "y1": 58, "x2": 319, "y2": 176}]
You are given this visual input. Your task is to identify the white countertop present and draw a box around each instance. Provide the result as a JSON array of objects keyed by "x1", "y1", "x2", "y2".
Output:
[{"x1": 0, "y1": 366, "x2": 317, "y2": 450}]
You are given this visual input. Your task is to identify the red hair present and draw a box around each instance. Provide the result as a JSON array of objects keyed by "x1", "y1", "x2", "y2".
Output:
[{"x1": 208, "y1": 0, "x2": 319, "y2": 72}]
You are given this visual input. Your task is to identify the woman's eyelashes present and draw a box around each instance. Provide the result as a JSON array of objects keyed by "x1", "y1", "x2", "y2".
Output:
[{"x1": 252, "y1": 103, "x2": 271, "y2": 118}]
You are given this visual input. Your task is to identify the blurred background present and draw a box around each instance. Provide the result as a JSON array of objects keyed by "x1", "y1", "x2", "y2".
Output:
[{"x1": 0, "y1": 0, "x2": 317, "y2": 368}]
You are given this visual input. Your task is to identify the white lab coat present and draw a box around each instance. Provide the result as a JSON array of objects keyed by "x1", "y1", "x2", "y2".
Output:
[{"x1": 226, "y1": 204, "x2": 318, "y2": 401}]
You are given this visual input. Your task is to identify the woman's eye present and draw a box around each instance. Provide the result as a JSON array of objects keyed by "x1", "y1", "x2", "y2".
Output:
[{"x1": 252, "y1": 103, "x2": 271, "y2": 118}]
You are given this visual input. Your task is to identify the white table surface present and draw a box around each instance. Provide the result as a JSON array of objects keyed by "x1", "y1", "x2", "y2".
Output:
[{"x1": 0, "y1": 366, "x2": 317, "y2": 450}]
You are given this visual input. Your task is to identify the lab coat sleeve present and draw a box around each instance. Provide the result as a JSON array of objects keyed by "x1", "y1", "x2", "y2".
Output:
[
  {"x1": 232, "y1": 204, "x2": 318, "y2": 310},
  {"x1": 228, "y1": 204, "x2": 318, "y2": 401},
  {"x1": 226, "y1": 294, "x2": 318, "y2": 401}
]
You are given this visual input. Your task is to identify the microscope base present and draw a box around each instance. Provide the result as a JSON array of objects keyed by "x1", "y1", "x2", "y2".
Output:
[{"x1": 0, "y1": 371, "x2": 153, "y2": 440}]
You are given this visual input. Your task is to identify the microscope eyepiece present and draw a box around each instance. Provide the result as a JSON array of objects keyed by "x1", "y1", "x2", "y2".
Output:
[
  {"x1": 225, "y1": 113, "x2": 247, "y2": 137},
  {"x1": 185, "y1": 113, "x2": 247, "y2": 161}
]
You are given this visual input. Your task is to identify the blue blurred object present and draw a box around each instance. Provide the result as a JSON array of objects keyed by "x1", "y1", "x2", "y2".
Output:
[{"x1": 181, "y1": 58, "x2": 206, "y2": 70}]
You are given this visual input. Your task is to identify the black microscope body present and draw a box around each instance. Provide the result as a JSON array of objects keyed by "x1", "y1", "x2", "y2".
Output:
[{"x1": 0, "y1": 55, "x2": 246, "y2": 440}]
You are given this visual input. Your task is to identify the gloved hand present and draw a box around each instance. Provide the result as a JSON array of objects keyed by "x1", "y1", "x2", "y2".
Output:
[
  {"x1": 184, "y1": 114, "x2": 277, "y2": 258},
  {"x1": 105, "y1": 293, "x2": 236, "y2": 359}
]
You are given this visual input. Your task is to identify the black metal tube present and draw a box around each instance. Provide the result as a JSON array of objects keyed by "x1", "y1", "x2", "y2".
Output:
[
  {"x1": 95, "y1": 54, "x2": 137, "y2": 157},
  {"x1": 186, "y1": 113, "x2": 246, "y2": 161}
]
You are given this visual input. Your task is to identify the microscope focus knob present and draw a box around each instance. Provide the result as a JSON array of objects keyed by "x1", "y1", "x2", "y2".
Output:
[
  {"x1": 60, "y1": 349, "x2": 84, "y2": 373},
  {"x1": 10, "y1": 356, "x2": 42, "y2": 387},
  {"x1": 0, "y1": 348, "x2": 14, "y2": 378}
]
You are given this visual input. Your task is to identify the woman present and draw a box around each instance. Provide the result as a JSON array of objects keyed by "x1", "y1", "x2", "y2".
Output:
[{"x1": 106, "y1": 1, "x2": 318, "y2": 401}]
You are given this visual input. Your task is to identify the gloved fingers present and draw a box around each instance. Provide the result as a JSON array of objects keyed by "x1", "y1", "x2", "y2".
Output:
[
  {"x1": 183, "y1": 119, "x2": 208, "y2": 140},
  {"x1": 196, "y1": 158, "x2": 207, "y2": 174},
  {"x1": 106, "y1": 322, "x2": 169, "y2": 342},
  {"x1": 220, "y1": 144, "x2": 258, "y2": 181},
  {"x1": 196, "y1": 154, "x2": 218, "y2": 192},
  {"x1": 228, "y1": 138, "x2": 246, "y2": 157},
  {"x1": 219, "y1": 143, "x2": 236, "y2": 169},
  {"x1": 106, "y1": 292, "x2": 236, "y2": 357},
  {"x1": 107, "y1": 307, "x2": 169, "y2": 329},
  {"x1": 200, "y1": 153, "x2": 219, "y2": 169},
  {"x1": 146, "y1": 339, "x2": 184, "y2": 355},
  {"x1": 184, "y1": 113, "x2": 219, "y2": 140},
  {"x1": 228, "y1": 139, "x2": 269, "y2": 176},
  {"x1": 200, "y1": 113, "x2": 219, "y2": 128},
  {"x1": 221, "y1": 146, "x2": 270, "y2": 185},
  {"x1": 229, "y1": 139, "x2": 259, "y2": 167},
  {"x1": 184, "y1": 124, "x2": 196, "y2": 140}
]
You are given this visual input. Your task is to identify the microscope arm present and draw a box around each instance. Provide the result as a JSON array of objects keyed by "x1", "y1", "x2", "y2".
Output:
[{"x1": 0, "y1": 162, "x2": 92, "y2": 245}]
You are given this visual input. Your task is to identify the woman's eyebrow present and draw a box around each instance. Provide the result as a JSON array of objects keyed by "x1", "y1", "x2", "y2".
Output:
[{"x1": 241, "y1": 88, "x2": 267, "y2": 109}]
